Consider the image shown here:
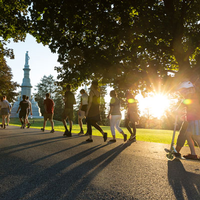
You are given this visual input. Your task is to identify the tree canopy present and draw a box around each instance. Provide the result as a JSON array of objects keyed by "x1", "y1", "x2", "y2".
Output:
[
  {"x1": 2, "y1": 1, "x2": 200, "y2": 96},
  {"x1": 0, "y1": 0, "x2": 31, "y2": 100},
  {"x1": 28, "y1": 0, "x2": 200, "y2": 94},
  {"x1": 0, "y1": 55, "x2": 19, "y2": 101}
]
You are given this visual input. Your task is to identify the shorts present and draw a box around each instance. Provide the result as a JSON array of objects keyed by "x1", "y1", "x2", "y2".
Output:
[
  {"x1": 44, "y1": 113, "x2": 54, "y2": 121},
  {"x1": 78, "y1": 110, "x2": 86, "y2": 119},
  {"x1": 1, "y1": 108, "x2": 9, "y2": 116},
  {"x1": 62, "y1": 108, "x2": 73, "y2": 121},
  {"x1": 19, "y1": 111, "x2": 28, "y2": 119},
  {"x1": 81, "y1": 105, "x2": 88, "y2": 112},
  {"x1": 187, "y1": 120, "x2": 200, "y2": 136}
]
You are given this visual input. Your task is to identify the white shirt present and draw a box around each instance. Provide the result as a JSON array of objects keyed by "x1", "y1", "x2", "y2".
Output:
[{"x1": 81, "y1": 93, "x2": 88, "y2": 105}]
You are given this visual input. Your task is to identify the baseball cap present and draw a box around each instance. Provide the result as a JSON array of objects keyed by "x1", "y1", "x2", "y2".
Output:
[{"x1": 177, "y1": 81, "x2": 194, "y2": 90}]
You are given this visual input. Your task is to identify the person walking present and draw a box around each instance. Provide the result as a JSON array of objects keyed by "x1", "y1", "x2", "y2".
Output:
[
  {"x1": 62, "y1": 84, "x2": 76, "y2": 137},
  {"x1": 85, "y1": 80, "x2": 107, "y2": 142},
  {"x1": 107, "y1": 90, "x2": 127, "y2": 142},
  {"x1": 174, "y1": 80, "x2": 200, "y2": 160},
  {"x1": 125, "y1": 91, "x2": 139, "y2": 142},
  {"x1": 16, "y1": 95, "x2": 29, "y2": 129},
  {"x1": 78, "y1": 89, "x2": 89, "y2": 135},
  {"x1": 41, "y1": 93, "x2": 55, "y2": 133},
  {"x1": 0, "y1": 96, "x2": 10, "y2": 129}
]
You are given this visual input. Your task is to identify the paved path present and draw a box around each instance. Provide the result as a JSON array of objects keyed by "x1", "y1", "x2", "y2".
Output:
[{"x1": 0, "y1": 126, "x2": 200, "y2": 200}]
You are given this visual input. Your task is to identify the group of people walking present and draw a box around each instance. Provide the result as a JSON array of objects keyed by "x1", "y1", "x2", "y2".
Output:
[
  {"x1": 0, "y1": 80, "x2": 138, "y2": 144},
  {"x1": 60, "y1": 80, "x2": 139, "y2": 143},
  {"x1": 1, "y1": 78, "x2": 200, "y2": 159}
]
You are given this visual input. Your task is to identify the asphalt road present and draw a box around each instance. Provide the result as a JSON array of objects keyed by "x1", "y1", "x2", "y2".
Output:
[{"x1": 0, "y1": 126, "x2": 200, "y2": 200}]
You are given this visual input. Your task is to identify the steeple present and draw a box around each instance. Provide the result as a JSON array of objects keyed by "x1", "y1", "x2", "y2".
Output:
[{"x1": 21, "y1": 51, "x2": 32, "y2": 98}]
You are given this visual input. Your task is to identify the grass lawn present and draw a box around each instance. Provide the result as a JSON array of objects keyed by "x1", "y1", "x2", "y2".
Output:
[{"x1": 9, "y1": 118, "x2": 177, "y2": 144}]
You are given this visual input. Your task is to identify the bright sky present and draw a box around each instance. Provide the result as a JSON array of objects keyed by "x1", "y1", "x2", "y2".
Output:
[{"x1": 6, "y1": 34, "x2": 60, "y2": 92}]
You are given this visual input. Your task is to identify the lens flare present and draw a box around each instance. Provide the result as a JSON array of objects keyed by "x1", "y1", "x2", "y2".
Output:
[
  {"x1": 183, "y1": 99, "x2": 192, "y2": 105},
  {"x1": 128, "y1": 98, "x2": 136, "y2": 103}
]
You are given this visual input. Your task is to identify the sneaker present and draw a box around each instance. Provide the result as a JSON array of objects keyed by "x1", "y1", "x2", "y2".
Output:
[
  {"x1": 63, "y1": 130, "x2": 68, "y2": 136},
  {"x1": 129, "y1": 135, "x2": 136, "y2": 142},
  {"x1": 109, "y1": 139, "x2": 116, "y2": 143},
  {"x1": 124, "y1": 134, "x2": 127, "y2": 142},
  {"x1": 78, "y1": 131, "x2": 84, "y2": 136},
  {"x1": 63, "y1": 130, "x2": 72, "y2": 137},
  {"x1": 103, "y1": 132, "x2": 107, "y2": 142},
  {"x1": 66, "y1": 132, "x2": 72, "y2": 137},
  {"x1": 21, "y1": 123, "x2": 24, "y2": 129},
  {"x1": 183, "y1": 154, "x2": 199, "y2": 160},
  {"x1": 174, "y1": 152, "x2": 182, "y2": 158},
  {"x1": 84, "y1": 132, "x2": 89, "y2": 136},
  {"x1": 50, "y1": 129, "x2": 55, "y2": 133},
  {"x1": 86, "y1": 138, "x2": 93, "y2": 142},
  {"x1": 27, "y1": 123, "x2": 31, "y2": 128},
  {"x1": 3, "y1": 124, "x2": 6, "y2": 129},
  {"x1": 41, "y1": 128, "x2": 45, "y2": 132}
]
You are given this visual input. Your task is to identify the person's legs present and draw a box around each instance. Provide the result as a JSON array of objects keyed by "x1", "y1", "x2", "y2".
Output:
[
  {"x1": 131, "y1": 121, "x2": 136, "y2": 136},
  {"x1": 90, "y1": 120, "x2": 107, "y2": 142},
  {"x1": 186, "y1": 133, "x2": 196, "y2": 155},
  {"x1": 125, "y1": 118, "x2": 132, "y2": 135},
  {"x1": 41, "y1": 114, "x2": 47, "y2": 131},
  {"x1": 110, "y1": 115, "x2": 116, "y2": 140},
  {"x1": 23, "y1": 117, "x2": 26, "y2": 128},
  {"x1": 2, "y1": 115, "x2": 6, "y2": 128},
  {"x1": 50, "y1": 120, "x2": 54, "y2": 132},
  {"x1": 6, "y1": 115, "x2": 10, "y2": 125},
  {"x1": 78, "y1": 110, "x2": 84, "y2": 134},
  {"x1": 62, "y1": 116, "x2": 69, "y2": 131},
  {"x1": 192, "y1": 135, "x2": 200, "y2": 147},
  {"x1": 115, "y1": 115, "x2": 127, "y2": 142},
  {"x1": 66, "y1": 109, "x2": 73, "y2": 135},
  {"x1": 78, "y1": 118, "x2": 83, "y2": 130},
  {"x1": 43, "y1": 120, "x2": 47, "y2": 130},
  {"x1": 175, "y1": 121, "x2": 188, "y2": 153},
  {"x1": 69, "y1": 120, "x2": 73, "y2": 133},
  {"x1": 19, "y1": 117, "x2": 23, "y2": 127},
  {"x1": 90, "y1": 120, "x2": 103, "y2": 134},
  {"x1": 86, "y1": 119, "x2": 93, "y2": 141}
]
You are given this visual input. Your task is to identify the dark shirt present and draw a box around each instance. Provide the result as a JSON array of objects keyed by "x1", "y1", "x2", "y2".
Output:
[
  {"x1": 19, "y1": 100, "x2": 29, "y2": 113},
  {"x1": 64, "y1": 91, "x2": 76, "y2": 109}
]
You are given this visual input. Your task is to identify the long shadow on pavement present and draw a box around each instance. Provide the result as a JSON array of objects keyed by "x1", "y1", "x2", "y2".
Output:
[
  {"x1": 28, "y1": 142, "x2": 133, "y2": 200},
  {"x1": 0, "y1": 141, "x2": 133, "y2": 200},
  {"x1": 0, "y1": 143, "x2": 107, "y2": 199},
  {"x1": 168, "y1": 160, "x2": 200, "y2": 200},
  {"x1": 0, "y1": 134, "x2": 81, "y2": 154}
]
